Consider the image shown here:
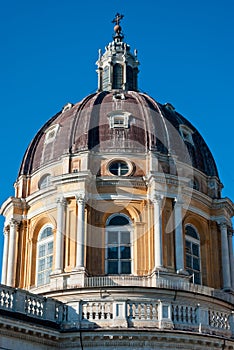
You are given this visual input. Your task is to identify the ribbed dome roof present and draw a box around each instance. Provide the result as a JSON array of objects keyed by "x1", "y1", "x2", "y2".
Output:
[{"x1": 19, "y1": 90, "x2": 218, "y2": 178}]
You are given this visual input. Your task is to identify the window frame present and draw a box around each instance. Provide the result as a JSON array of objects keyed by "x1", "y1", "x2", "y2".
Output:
[
  {"x1": 107, "y1": 110, "x2": 131, "y2": 129},
  {"x1": 44, "y1": 124, "x2": 60, "y2": 144},
  {"x1": 36, "y1": 225, "x2": 54, "y2": 287},
  {"x1": 107, "y1": 158, "x2": 134, "y2": 177},
  {"x1": 38, "y1": 173, "x2": 51, "y2": 190},
  {"x1": 185, "y1": 224, "x2": 202, "y2": 284},
  {"x1": 105, "y1": 214, "x2": 133, "y2": 275},
  {"x1": 179, "y1": 124, "x2": 194, "y2": 145}
]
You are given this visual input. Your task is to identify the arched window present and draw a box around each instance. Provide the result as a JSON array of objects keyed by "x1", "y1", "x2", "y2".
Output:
[
  {"x1": 103, "y1": 66, "x2": 109, "y2": 90},
  {"x1": 37, "y1": 226, "x2": 54, "y2": 286},
  {"x1": 105, "y1": 214, "x2": 132, "y2": 275},
  {"x1": 113, "y1": 64, "x2": 123, "y2": 89},
  {"x1": 126, "y1": 66, "x2": 133, "y2": 90},
  {"x1": 185, "y1": 225, "x2": 201, "y2": 284},
  {"x1": 38, "y1": 174, "x2": 51, "y2": 190}
]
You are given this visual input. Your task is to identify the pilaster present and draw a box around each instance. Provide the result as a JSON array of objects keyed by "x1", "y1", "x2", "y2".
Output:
[
  {"x1": 7, "y1": 219, "x2": 19, "y2": 286},
  {"x1": 1, "y1": 226, "x2": 9, "y2": 284},
  {"x1": 220, "y1": 222, "x2": 231, "y2": 290},
  {"x1": 54, "y1": 197, "x2": 67, "y2": 274}
]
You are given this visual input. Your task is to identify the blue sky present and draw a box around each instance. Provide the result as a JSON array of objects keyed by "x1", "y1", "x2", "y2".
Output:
[{"x1": 0, "y1": 0, "x2": 233, "y2": 269}]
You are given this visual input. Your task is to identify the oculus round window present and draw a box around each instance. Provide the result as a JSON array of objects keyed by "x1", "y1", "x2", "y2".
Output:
[{"x1": 109, "y1": 160, "x2": 129, "y2": 176}]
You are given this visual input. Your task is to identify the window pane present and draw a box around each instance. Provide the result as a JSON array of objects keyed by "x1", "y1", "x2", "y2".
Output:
[
  {"x1": 192, "y1": 243, "x2": 199, "y2": 257},
  {"x1": 193, "y1": 257, "x2": 200, "y2": 271},
  {"x1": 46, "y1": 256, "x2": 53, "y2": 267},
  {"x1": 120, "y1": 163, "x2": 129, "y2": 175},
  {"x1": 108, "y1": 216, "x2": 129, "y2": 226},
  {"x1": 37, "y1": 273, "x2": 43, "y2": 285},
  {"x1": 114, "y1": 117, "x2": 124, "y2": 125},
  {"x1": 108, "y1": 261, "x2": 118, "y2": 274},
  {"x1": 113, "y1": 63, "x2": 123, "y2": 89},
  {"x1": 194, "y1": 272, "x2": 201, "y2": 284},
  {"x1": 108, "y1": 231, "x2": 118, "y2": 244},
  {"x1": 109, "y1": 161, "x2": 129, "y2": 176},
  {"x1": 185, "y1": 240, "x2": 191, "y2": 253},
  {"x1": 45, "y1": 270, "x2": 52, "y2": 284},
  {"x1": 39, "y1": 245, "x2": 45, "y2": 257},
  {"x1": 186, "y1": 255, "x2": 192, "y2": 268},
  {"x1": 108, "y1": 247, "x2": 118, "y2": 259},
  {"x1": 120, "y1": 231, "x2": 130, "y2": 244},
  {"x1": 121, "y1": 261, "x2": 131, "y2": 274},
  {"x1": 120, "y1": 246, "x2": 131, "y2": 259},
  {"x1": 38, "y1": 259, "x2": 45, "y2": 272},
  {"x1": 40, "y1": 226, "x2": 53, "y2": 240},
  {"x1": 185, "y1": 226, "x2": 199, "y2": 240}
]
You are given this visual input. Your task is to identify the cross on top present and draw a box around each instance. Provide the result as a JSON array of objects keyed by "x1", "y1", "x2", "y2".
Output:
[{"x1": 112, "y1": 13, "x2": 124, "y2": 26}]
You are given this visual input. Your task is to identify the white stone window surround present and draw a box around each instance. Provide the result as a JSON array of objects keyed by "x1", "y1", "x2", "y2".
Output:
[
  {"x1": 44, "y1": 124, "x2": 60, "y2": 144},
  {"x1": 179, "y1": 124, "x2": 194, "y2": 145},
  {"x1": 105, "y1": 214, "x2": 133, "y2": 275},
  {"x1": 62, "y1": 102, "x2": 73, "y2": 113},
  {"x1": 107, "y1": 110, "x2": 131, "y2": 129},
  {"x1": 38, "y1": 173, "x2": 51, "y2": 190},
  {"x1": 36, "y1": 225, "x2": 54, "y2": 287}
]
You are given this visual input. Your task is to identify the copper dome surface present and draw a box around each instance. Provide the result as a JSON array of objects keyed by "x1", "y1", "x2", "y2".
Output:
[{"x1": 19, "y1": 90, "x2": 218, "y2": 178}]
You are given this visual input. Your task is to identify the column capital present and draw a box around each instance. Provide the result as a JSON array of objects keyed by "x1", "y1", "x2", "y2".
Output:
[
  {"x1": 152, "y1": 194, "x2": 163, "y2": 204},
  {"x1": 76, "y1": 192, "x2": 86, "y2": 204},
  {"x1": 174, "y1": 196, "x2": 183, "y2": 206},
  {"x1": 4, "y1": 226, "x2": 10, "y2": 235},
  {"x1": 57, "y1": 196, "x2": 67, "y2": 207},
  {"x1": 9, "y1": 219, "x2": 20, "y2": 229},
  {"x1": 218, "y1": 221, "x2": 228, "y2": 230}
]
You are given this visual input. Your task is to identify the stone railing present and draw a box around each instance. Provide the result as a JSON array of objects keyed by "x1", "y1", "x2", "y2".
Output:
[
  {"x1": 82, "y1": 275, "x2": 234, "y2": 305},
  {"x1": 0, "y1": 284, "x2": 65, "y2": 324},
  {"x1": 1, "y1": 284, "x2": 234, "y2": 338},
  {"x1": 71, "y1": 298, "x2": 233, "y2": 337}
]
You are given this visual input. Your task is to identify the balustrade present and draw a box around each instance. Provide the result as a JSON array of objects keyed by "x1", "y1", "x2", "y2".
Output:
[
  {"x1": 0, "y1": 284, "x2": 65, "y2": 323},
  {"x1": 209, "y1": 310, "x2": 230, "y2": 330},
  {"x1": 127, "y1": 301, "x2": 158, "y2": 321},
  {"x1": 0, "y1": 288, "x2": 14, "y2": 309},
  {"x1": 81, "y1": 301, "x2": 113, "y2": 321},
  {"x1": 171, "y1": 304, "x2": 197, "y2": 325},
  {"x1": 0, "y1": 284, "x2": 233, "y2": 338}
]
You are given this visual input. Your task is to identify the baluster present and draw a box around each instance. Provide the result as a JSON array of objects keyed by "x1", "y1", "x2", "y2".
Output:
[
  {"x1": 153, "y1": 303, "x2": 158, "y2": 321},
  {"x1": 140, "y1": 303, "x2": 145, "y2": 320},
  {"x1": 100, "y1": 302, "x2": 105, "y2": 320},
  {"x1": 128, "y1": 302, "x2": 133, "y2": 320},
  {"x1": 135, "y1": 303, "x2": 139, "y2": 320},
  {"x1": 180, "y1": 305, "x2": 183, "y2": 322},
  {"x1": 185, "y1": 306, "x2": 188, "y2": 323},
  {"x1": 171, "y1": 305, "x2": 174, "y2": 321},
  {"x1": 106, "y1": 302, "x2": 111, "y2": 320},
  {"x1": 94, "y1": 302, "x2": 98, "y2": 320},
  {"x1": 146, "y1": 303, "x2": 151, "y2": 320}
]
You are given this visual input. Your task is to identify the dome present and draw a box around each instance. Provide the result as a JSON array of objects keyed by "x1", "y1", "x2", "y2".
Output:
[{"x1": 19, "y1": 90, "x2": 218, "y2": 179}]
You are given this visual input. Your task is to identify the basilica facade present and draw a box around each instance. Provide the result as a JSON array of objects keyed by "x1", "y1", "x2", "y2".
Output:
[{"x1": 0, "y1": 15, "x2": 234, "y2": 349}]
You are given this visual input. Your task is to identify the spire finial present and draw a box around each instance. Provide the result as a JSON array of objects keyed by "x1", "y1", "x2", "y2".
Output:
[
  {"x1": 112, "y1": 13, "x2": 124, "y2": 26},
  {"x1": 112, "y1": 13, "x2": 124, "y2": 39}
]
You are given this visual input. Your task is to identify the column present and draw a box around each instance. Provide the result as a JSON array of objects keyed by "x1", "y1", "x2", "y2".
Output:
[
  {"x1": 54, "y1": 197, "x2": 66, "y2": 273},
  {"x1": 1, "y1": 226, "x2": 9, "y2": 285},
  {"x1": 7, "y1": 219, "x2": 19, "y2": 286},
  {"x1": 220, "y1": 222, "x2": 231, "y2": 289},
  {"x1": 75, "y1": 194, "x2": 85, "y2": 269},
  {"x1": 228, "y1": 229, "x2": 234, "y2": 289},
  {"x1": 152, "y1": 195, "x2": 163, "y2": 269},
  {"x1": 174, "y1": 198, "x2": 185, "y2": 272}
]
